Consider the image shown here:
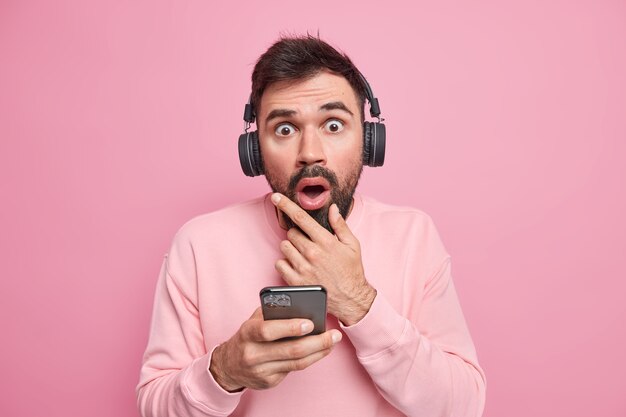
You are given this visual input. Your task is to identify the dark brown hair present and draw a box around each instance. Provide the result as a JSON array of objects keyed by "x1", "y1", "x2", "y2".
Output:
[{"x1": 251, "y1": 34, "x2": 367, "y2": 120}]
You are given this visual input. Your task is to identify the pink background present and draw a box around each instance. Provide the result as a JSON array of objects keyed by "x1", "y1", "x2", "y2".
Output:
[{"x1": 1, "y1": 1, "x2": 625, "y2": 416}]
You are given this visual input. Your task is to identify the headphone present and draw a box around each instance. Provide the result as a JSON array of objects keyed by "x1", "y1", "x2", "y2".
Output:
[{"x1": 238, "y1": 74, "x2": 386, "y2": 177}]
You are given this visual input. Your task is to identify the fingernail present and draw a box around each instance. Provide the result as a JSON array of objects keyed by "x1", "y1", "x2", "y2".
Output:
[
  {"x1": 301, "y1": 321, "x2": 313, "y2": 334},
  {"x1": 271, "y1": 193, "x2": 281, "y2": 204},
  {"x1": 331, "y1": 331, "x2": 342, "y2": 344}
]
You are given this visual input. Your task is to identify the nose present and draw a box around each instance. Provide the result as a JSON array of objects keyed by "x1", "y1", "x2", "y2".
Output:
[{"x1": 297, "y1": 127, "x2": 326, "y2": 167}]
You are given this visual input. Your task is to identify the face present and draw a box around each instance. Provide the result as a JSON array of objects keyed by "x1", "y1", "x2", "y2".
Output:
[{"x1": 257, "y1": 71, "x2": 364, "y2": 233}]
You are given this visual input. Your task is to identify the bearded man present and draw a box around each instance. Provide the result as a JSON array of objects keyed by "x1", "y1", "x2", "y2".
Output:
[{"x1": 137, "y1": 35, "x2": 486, "y2": 417}]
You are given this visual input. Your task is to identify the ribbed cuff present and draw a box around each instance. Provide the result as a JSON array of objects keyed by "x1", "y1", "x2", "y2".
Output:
[
  {"x1": 340, "y1": 292, "x2": 410, "y2": 359},
  {"x1": 180, "y1": 347, "x2": 244, "y2": 416}
]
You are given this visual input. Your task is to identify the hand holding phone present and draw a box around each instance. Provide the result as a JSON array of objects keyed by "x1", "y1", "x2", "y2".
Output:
[{"x1": 209, "y1": 304, "x2": 341, "y2": 392}]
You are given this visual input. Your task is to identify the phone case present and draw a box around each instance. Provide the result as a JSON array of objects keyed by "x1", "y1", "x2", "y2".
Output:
[{"x1": 260, "y1": 285, "x2": 327, "y2": 335}]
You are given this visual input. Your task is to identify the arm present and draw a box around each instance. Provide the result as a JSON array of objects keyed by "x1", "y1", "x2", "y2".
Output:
[
  {"x1": 136, "y1": 259, "x2": 243, "y2": 417},
  {"x1": 341, "y1": 258, "x2": 486, "y2": 417},
  {"x1": 137, "y1": 240, "x2": 342, "y2": 416},
  {"x1": 271, "y1": 193, "x2": 486, "y2": 417}
]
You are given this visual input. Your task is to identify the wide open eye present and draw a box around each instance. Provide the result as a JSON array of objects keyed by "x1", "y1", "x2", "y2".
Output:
[
  {"x1": 275, "y1": 123, "x2": 297, "y2": 137},
  {"x1": 324, "y1": 119, "x2": 344, "y2": 133}
]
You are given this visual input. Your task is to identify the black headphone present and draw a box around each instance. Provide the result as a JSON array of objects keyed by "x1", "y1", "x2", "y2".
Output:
[{"x1": 238, "y1": 74, "x2": 386, "y2": 177}]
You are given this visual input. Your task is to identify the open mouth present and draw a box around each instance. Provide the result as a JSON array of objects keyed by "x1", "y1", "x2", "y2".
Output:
[
  {"x1": 295, "y1": 177, "x2": 331, "y2": 210},
  {"x1": 302, "y1": 185, "x2": 326, "y2": 199}
]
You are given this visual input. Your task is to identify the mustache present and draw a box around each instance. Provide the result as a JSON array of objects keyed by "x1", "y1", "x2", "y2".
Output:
[{"x1": 287, "y1": 165, "x2": 339, "y2": 192}]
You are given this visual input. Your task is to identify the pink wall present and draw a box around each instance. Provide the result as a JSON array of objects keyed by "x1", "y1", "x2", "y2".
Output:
[{"x1": 1, "y1": 1, "x2": 625, "y2": 416}]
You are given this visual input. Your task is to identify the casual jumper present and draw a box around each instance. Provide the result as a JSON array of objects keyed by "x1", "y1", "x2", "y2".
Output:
[{"x1": 138, "y1": 193, "x2": 486, "y2": 417}]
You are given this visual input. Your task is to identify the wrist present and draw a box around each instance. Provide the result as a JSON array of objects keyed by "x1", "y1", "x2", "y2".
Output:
[
  {"x1": 340, "y1": 284, "x2": 377, "y2": 326},
  {"x1": 209, "y1": 343, "x2": 244, "y2": 393}
]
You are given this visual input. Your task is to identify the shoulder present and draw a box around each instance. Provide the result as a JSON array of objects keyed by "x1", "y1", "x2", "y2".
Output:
[
  {"x1": 356, "y1": 194, "x2": 449, "y2": 258},
  {"x1": 163, "y1": 195, "x2": 269, "y2": 280},
  {"x1": 359, "y1": 194, "x2": 438, "y2": 229},
  {"x1": 173, "y1": 195, "x2": 268, "y2": 244},
  {"x1": 180, "y1": 195, "x2": 267, "y2": 227}
]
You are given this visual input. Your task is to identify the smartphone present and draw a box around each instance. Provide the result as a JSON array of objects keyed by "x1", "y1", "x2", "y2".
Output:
[{"x1": 260, "y1": 285, "x2": 327, "y2": 336}]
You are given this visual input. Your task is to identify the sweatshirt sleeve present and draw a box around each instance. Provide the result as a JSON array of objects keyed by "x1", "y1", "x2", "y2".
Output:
[
  {"x1": 341, "y1": 257, "x2": 486, "y2": 417},
  {"x1": 136, "y1": 251, "x2": 243, "y2": 417}
]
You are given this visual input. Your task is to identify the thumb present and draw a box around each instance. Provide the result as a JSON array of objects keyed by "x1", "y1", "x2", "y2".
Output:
[{"x1": 329, "y1": 204, "x2": 356, "y2": 245}]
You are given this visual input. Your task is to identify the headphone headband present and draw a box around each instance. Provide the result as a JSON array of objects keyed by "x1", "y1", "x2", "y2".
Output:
[
  {"x1": 243, "y1": 72, "x2": 382, "y2": 124},
  {"x1": 358, "y1": 73, "x2": 381, "y2": 119}
]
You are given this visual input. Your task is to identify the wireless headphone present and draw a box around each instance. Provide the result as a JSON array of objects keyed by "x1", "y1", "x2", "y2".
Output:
[{"x1": 238, "y1": 74, "x2": 386, "y2": 177}]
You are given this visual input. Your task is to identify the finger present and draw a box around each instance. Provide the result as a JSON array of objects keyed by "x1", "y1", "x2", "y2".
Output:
[
  {"x1": 274, "y1": 259, "x2": 303, "y2": 286},
  {"x1": 257, "y1": 329, "x2": 342, "y2": 364},
  {"x1": 242, "y1": 371, "x2": 288, "y2": 391},
  {"x1": 246, "y1": 316, "x2": 315, "y2": 342},
  {"x1": 328, "y1": 203, "x2": 357, "y2": 245},
  {"x1": 279, "y1": 239, "x2": 309, "y2": 270},
  {"x1": 260, "y1": 348, "x2": 332, "y2": 376},
  {"x1": 286, "y1": 227, "x2": 316, "y2": 255},
  {"x1": 271, "y1": 193, "x2": 328, "y2": 242}
]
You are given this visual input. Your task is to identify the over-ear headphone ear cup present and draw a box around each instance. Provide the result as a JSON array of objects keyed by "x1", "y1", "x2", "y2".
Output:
[
  {"x1": 238, "y1": 131, "x2": 264, "y2": 177},
  {"x1": 362, "y1": 122, "x2": 372, "y2": 166},
  {"x1": 363, "y1": 122, "x2": 386, "y2": 167}
]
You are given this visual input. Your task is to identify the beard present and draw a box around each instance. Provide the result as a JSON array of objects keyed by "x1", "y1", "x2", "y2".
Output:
[{"x1": 265, "y1": 163, "x2": 363, "y2": 234}]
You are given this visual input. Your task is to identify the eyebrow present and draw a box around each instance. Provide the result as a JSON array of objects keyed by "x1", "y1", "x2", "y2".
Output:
[
  {"x1": 264, "y1": 101, "x2": 354, "y2": 124},
  {"x1": 265, "y1": 108, "x2": 297, "y2": 124},
  {"x1": 320, "y1": 101, "x2": 354, "y2": 116}
]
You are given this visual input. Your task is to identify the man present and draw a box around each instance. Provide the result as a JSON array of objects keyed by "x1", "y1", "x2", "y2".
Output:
[{"x1": 137, "y1": 35, "x2": 486, "y2": 417}]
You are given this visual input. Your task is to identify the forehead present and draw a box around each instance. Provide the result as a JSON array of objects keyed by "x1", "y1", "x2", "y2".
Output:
[{"x1": 258, "y1": 71, "x2": 359, "y2": 119}]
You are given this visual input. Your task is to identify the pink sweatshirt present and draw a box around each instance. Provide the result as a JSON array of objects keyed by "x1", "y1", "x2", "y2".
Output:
[{"x1": 137, "y1": 193, "x2": 486, "y2": 417}]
